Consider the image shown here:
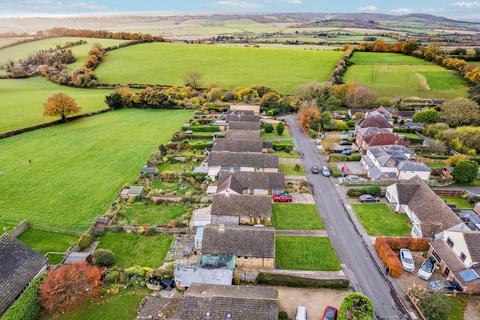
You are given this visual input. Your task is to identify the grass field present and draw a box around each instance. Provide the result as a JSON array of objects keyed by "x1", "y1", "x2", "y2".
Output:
[
  {"x1": 97, "y1": 232, "x2": 173, "y2": 268},
  {"x1": 441, "y1": 196, "x2": 473, "y2": 209},
  {"x1": 0, "y1": 109, "x2": 191, "y2": 231},
  {"x1": 352, "y1": 203, "x2": 411, "y2": 236},
  {"x1": 0, "y1": 37, "x2": 33, "y2": 48},
  {"x1": 343, "y1": 52, "x2": 468, "y2": 99},
  {"x1": 272, "y1": 204, "x2": 324, "y2": 230},
  {"x1": 95, "y1": 43, "x2": 343, "y2": 93},
  {"x1": 275, "y1": 236, "x2": 341, "y2": 271},
  {"x1": 0, "y1": 36, "x2": 127, "y2": 66},
  {"x1": 0, "y1": 78, "x2": 112, "y2": 133},
  {"x1": 279, "y1": 163, "x2": 305, "y2": 176},
  {"x1": 123, "y1": 203, "x2": 188, "y2": 226},
  {"x1": 40, "y1": 288, "x2": 149, "y2": 320}
]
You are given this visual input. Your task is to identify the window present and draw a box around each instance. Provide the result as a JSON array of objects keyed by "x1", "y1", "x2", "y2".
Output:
[
  {"x1": 432, "y1": 250, "x2": 441, "y2": 262},
  {"x1": 446, "y1": 237, "x2": 454, "y2": 248},
  {"x1": 460, "y1": 252, "x2": 467, "y2": 262}
]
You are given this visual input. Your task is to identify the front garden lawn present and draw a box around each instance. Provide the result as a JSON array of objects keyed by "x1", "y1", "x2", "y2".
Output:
[
  {"x1": 17, "y1": 228, "x2": 78, "y2": 264},
  {"x1": 261, "y1": 127, "x2": 291, "y2": 138},
  {"x1": 158, "y1": 162, "x2": 200, "y2": 173},
  {"x1": 123, "y1": 203, "x2": 188, "y2": 226},
  {"x1": 0, "y1": 109, "x2": 191, "y2": 231},
  {"x1": 441, "y1": 196, "x2": 473, "y2": 209},
  {"x1": 279, "y1": 163, "x2": 305, "y2": 176},
  {"x1": 97, "y1": 232, "x2": 173, "y2": 268},
  {"x1": 40, "y1": 288, "x2": 149, "y2": 320},
  {"x1": 418, "y1": 293, "x2": 469, "y2": 320},
  {"x1": 352, "y1": 203, "x2": 411, "y2": 236},
  {"x1": 150, "y1": 180, "x2": 200, "y2": 195},
  {"x1": 273, "y1": 204, "x2": 324, "y2": 230},
  {"x1": 275, "y1": 236, "x2": 341, "y2": 271},
  {"x1": 272, "y1": 150, "x2": 300, "y2": 158}
]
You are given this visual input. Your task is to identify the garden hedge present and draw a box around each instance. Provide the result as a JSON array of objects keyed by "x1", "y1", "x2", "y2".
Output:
[
  {"x1": 189, "y1": 141, "x2": 213, "y2": 150},
  {"x1": 329, "y1": 153, "x2": 362, "y2": 162},
  {"x1": 346, "y1": 186, "x2": 381, "y2": 197},
  {"x1": 256, "y1": 272, "x2": 350, "y2": 289},
  {"x1": 2, "y1": 276, "x2": 43, "y2": 320},
  {"x1": 182, "y1": 126, "x2": 220, "y2": 132}
]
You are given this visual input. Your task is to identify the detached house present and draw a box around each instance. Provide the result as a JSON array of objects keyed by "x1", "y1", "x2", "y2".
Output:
[
  {"x1": 358, "y1": 131, "x2": 408, "y2": 154},
  {"x1": 228, "y1": 120, "x2": 261, "y2": 131},
  {"x1": 181, "y1": 284, "x2": 279, "y2": 320},
  {"x1": 355, "y1": 115, "x2": 393, "y2": 132},
  {"x1": 362, "y1": 145, "x2": 431, "y2": 180},
  {"x1": 429, "y1": 230, "x2": 480, "y2": 293},
  {"x1": 386, "y1": 176, "x2": 466, "y2": 238},
  {"x1": 211, "y1": 193, "x2": 272, "y2": 225},
  {"x1": 201, "y1": 224, "x2": 275, "y2": 268},
  {"x1": 355, "y1": 127, "x2": 391, "y2": 148},
  {"x1": 215, "y1": 171, "x2": 285, "y2": 195},
  {"x1": 207, "y1": 151, "x2": 279, "y2": 178},
  {"x1": 212, "y1": 139, "x2": 264, "y2": 153}
]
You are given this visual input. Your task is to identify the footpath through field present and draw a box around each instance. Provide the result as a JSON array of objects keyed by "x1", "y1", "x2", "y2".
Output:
[{"x1": 283, "y1": 115, "x2": 412, "y2": 320}]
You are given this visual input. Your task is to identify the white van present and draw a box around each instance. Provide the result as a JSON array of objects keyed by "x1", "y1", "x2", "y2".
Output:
[{"x1": 295, "y1": 306, "x2": 308, "y2": 320}]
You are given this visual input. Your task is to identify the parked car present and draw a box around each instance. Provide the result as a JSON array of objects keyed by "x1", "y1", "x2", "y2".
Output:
[
  {"x1": 273, "y1": 194, "x2": 293, "y2": 203},
  {"x1": 339, "y1": 140, "x2": 352, "y2": 146},
  {"x1": 429, "y1": 280, "x2": 462, "y2": 292},
  {"x1": 321, "y1": 165, "x2": 331, "y2": 177},
  {"x1": 400, "y1": 249, "x2": 415, "y2": 272},
  {"x1": 321, "y1": 306, "x2": 338, "y2": 320},
  {"x1": 418, "y1": 258, "x2": 436, "y2": 280},
  {"x1": 295, "y1": 306, "x2": 308, "y2": 320},
  {"x1": 332, "y1": 146, "x2": 350, "y2": 153},
  {"x1": 343, "y1": 175, "x2": 366, "y2": 183},
  {"x1": 298, "y1": 151, "x2": 304, "y2": 158},
  {"x1": 311, "y1": 166, "x2": 320, "y2": 174},
  {"x1": 359, "y1": 194, "x2": 379, "y2": 203},
  {"x1": 341, "y1": 149, "x2": 354, "y2": 156}
]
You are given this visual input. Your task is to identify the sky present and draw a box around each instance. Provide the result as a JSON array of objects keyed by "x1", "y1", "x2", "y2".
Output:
[{"x1": 0, "y1": 0, "x2": 480, "y2": 21}]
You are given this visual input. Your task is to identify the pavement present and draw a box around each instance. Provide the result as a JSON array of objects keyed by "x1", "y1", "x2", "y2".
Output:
[{"x1": 283, "y1": 115, "x2": 412, "y2": 320}]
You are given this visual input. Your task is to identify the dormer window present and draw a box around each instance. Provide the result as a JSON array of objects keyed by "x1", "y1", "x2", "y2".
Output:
[
  {"x1": 446, "y1": 237, "x2": 454, "y2": 248},
  {"x1": 460, "y1": 252, "x2": 467, "y2": 262}
]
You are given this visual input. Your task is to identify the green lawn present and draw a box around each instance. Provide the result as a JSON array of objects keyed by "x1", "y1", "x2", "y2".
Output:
[
  {"x1": 272, "y1": 204, "x2": 324, "y2": 230},
  {"x1": 426, "y1": 162, "x2": 446, "y2": 169},
  {"x1": 150, "y1": 180, "x2": 200, "y2": 195},
  {"x1": 97, "y1": 232, "x2": 173, "y2": 268},
  {"x1": 123, "y1": 203, "x2": 188, "y2": 226},
  {"x1": 0, "y1": 109, "x2": 191, "y2": 231},
  {"x1": 272, "y1": 150, "x2": 300, "y2": 158},
  {"x1": 418, "y1": 294, "x2": 468, "y2": 320},
  {"x1": 17, "y1": 228, "x2": 78, "y2": 264},
  {"x1": 158, "y1": 162, "x2": 200, "y2": 173},
  {"x1": 279, "y1": 163, "x2": 305, "y2": 176},
  {"x1": 261, "y1": 127, "x2": 291, "y2": 138},
  {"x1": 0, "y1": 78, "x2": 112, "y2": 133},
  {"x1": 447, "y1": 179, "x2": 480, "y2": 187},
  {"x1": 352, "y1": 203, "x2": 411, "y2": 236},
  {"x1": 95, "y1": 43, "x2": 343, "y2": 93},
  {"x1": 40, "y1": 288, "x2": 149, "y2": 320},
  {"x1": 343, "y1": 52, "x2": 468, "y2": 99},
  {"x1": 441, "y1": 196, "x2": 473, "y2": 209},
  {"x1": 0, "y1": 222, "x2": 14, "y2": 235},
  {"x1": 275, "y1": 236, "x2": 341, "y2": 271}
]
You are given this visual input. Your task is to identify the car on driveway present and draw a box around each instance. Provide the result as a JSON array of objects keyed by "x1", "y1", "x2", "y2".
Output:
[
  {"x1": 295, "y1": 306, "x2": 308, "y2": 320},
  {"x1": 400, "y1": 249, "x2": 415, "y2": 272},
  {"x1": 429, "y1": 280, "x2": 462, "y2": 292},
  {"x1": 339, "y1": 140, "x2": 352, "y2": 146},
  {"x1": 273, "y1": 193, "x2": 293, "y2": 203},
  {"x1": 321, "y1": 306, "x2": 338, "y2": 320},
  {"x1": 343, "y1": 175, "x2": 366, "y2": 183},
  {"x1": 311, "y1": 166, "x2": 320, "y2": 174},
  {"x1": 341, "y1": 149, "x2": 354, "y2": 156},
  {"x1": 321, "y1": 165, "x2": 331, "y2": 177},
  {"x1": 359, "y1": 194, "x2": 379, "y2": 203},
  {"x1": 418, "y1": 258, "x2": 436, "y2": 280}
]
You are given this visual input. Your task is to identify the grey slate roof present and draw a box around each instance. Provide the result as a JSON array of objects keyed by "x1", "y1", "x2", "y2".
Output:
[
  {"x1": 211, "y1": 194, "x2": 272, "y2": 218},
  {"x1": 212, "y1": 139, "x2": 264, "y2": 153},
  {"x1": 228, "y1": 121, "x2": 261, "y2": 131},
  {"x1": 356, "y1": 115, "x2": 393, "y2": 129},
  {"x1": 463, "y1": 232, "x2": 480, "y2": 262},
  {"x1": 0, "y1": 234, "x2": 47, "y2": 315},
  {"x1": 398, "y1": 161, "x2": 431, "y2": 172},
  {"x1": 357, "y1": 127, "x2": 391, "y2": 139},
  {"x1": 181, "y1": 284, "x2": 278, "y2": 320},
  {"x1": 208, "y1": 151, "x2": 279, "y2": 169},
  {"x1": 226, "y1": 114, "x2": 261, "y2": 122},
  {"x1": 216, "y1": 175, "x2": 244, "y2": 194},
  {"x1": 217, "y1": 171, "x2": 285, "y2": 192},
  {"x1": 224, "y1": 129, "x2": 261, "y2": 140},
  {"x1": 202, "y1": 225, "x2": 275, "y2": 258}
]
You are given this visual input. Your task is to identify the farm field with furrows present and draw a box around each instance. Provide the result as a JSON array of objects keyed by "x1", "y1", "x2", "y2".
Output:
[
  {"x1": 94, "y1": 42, "x2": 343, "y2": 93},
  {"x1": 343, "y1": 52, "x2": 468, "y2": 99},
  {"x1": 0, "y1": 109, "x2": 191, "y2": 231}
]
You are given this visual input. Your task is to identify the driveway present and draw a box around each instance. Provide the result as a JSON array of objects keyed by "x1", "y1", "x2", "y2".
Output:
[{"x1": 283, "y1": 115, "x2": 409, "y2": 320}]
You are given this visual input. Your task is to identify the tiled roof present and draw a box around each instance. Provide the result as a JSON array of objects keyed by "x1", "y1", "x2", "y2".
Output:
[
  {"x1": 208, "y1": 151, "x2": 278, "y2": 168},
  {"x1": 181, "y1": 284, "x2": 278, "y2": 320},
  {"x1": 217, "y1": 171, "x2": 285, "y2": 191},
  {"x1": 356, "y1": 115, "x2": 393, "y2": 129},
  {"x1": 226, "y1": 114, "x2": 260, "y2": 122},
  {"x1": 202, "y1": 225, "x2": 275, "y2": 258},
  {"x1": 357, "y1": 127, "x2": 391, "y2": 139},
  {"x1": 211, "y1": 194, "x2": 272, "y2": 218},
  {"x1": 224, "y1": 130, "x2": 261, "y2": 140},
  {"x1": 363, "y1": 132, "x2": 407, "y2": 148},
  {"x1": 0, "y1": 234, "x2": 47, "y2": 315},
  {"x1": 228, "y1": 121, "x2": 261, "y2": 131},
  {"x1": 212, "y1": 139, "x2": 264, "y2": 153},
  {"x1": 463, "y1": 232, "x2": 480, "y2": 262},
  {"x1": 398, "y1": 161, "x2": 431, "y2": 172}
]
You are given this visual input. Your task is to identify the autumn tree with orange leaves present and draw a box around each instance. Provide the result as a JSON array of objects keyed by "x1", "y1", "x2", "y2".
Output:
[
  {"x1": 43, "y1": 93, "x2": 81, "y2": 121},
  {"x1": 40, "y1": 262, "x2": 102, "y2": 313},
  {"x1": 297, "y1": 102, "x2": 321, "y2": 131}
]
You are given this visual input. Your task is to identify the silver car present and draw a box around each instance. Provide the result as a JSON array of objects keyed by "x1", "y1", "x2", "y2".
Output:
[
  {"x1": 321, "y1": 165, "x2": 330, "y2": 177},
  {"x1": 418, "y1": 258, "x2": 435, "y2": 280},
  {"x1": 400, "y1": 249, "x2": 415, "y2": 272}
]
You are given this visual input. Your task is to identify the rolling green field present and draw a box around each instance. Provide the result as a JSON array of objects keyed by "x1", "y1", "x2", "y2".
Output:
[
  {"x1": 0, "y1": 78, "x2": 111, "y2": 133},
  {"x1": 0, "y1": 109, "x2": 191, "y2": 231},
  {"x1": 343, "y1": 52, "x2": 468, "y2": 99},
  {"x1": 0, "y1": 36, "x2": 127, "y2": 65},
  {"x1": 95, "y1": 43, "x2": 343, "y2": 93},
  {"x1": 0, "y1": 37, "x2": 33, "y2": 48}
]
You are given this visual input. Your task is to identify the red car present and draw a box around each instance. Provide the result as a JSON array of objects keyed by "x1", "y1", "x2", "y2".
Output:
[
  {"x1": 273, "y1": 194, "x2": 293, "y2": 202},
  {"x1": 321, "y1": 306, "x2": 338, "y2": 320}
]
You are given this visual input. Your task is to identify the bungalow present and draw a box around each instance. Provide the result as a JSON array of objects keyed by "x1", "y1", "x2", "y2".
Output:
[
  {"x1": 212, "y1": 139, "x2": 264, "y2": 153},
  {"x1": 211, "y1": 193, "x2": 272, "y2": 225},
  {"x1": 174, "y1": 254, "x2": 235, "y2": 288},
  {"x1": 229, "y1": 104, "x2": 259, "y2": 115},
  {"x1": 386, "y1": 176, "x2": 467, "y2": 238},
  {"x1": 362, "y1": 145, "x2": 431, "y2": 180},
  {"x1": 228, "y1": 120, "x2": 261, "y2": 131},
  {"x1": 0, "y1": 234, "x2": 48, "y2": 316},
  {"x1": 226, "y1": 113, "x2": 260, "y2": 122},
  {"x1": 358, "y1": 131, "x2": 408, "y2": 154},
  {"x1": 429, "y1": 230, "x2": 480, "y2": 293},
  {"x1": 215, "y1": 171, "x2": 285, "y2": 195},
  {"x1": 355, "y1": 115, "x2": 393, "y2": 132},
  {"x1": 224, "y1": 129, "x2": 261, "y2": 140},
  {"x1": 207, "y1": 151, "x2": 279, "y2": 178},
  {"x1": 180, "y1": 284, "x2": 279, "y2": 320},
  {"x1": 201, "y1": 224, "x2": 275, "y2": 268}
]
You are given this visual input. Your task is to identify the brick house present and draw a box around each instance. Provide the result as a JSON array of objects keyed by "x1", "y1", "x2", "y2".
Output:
[{"x1": 210, "y1": 193, "x2": 272, "y2": 225}]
